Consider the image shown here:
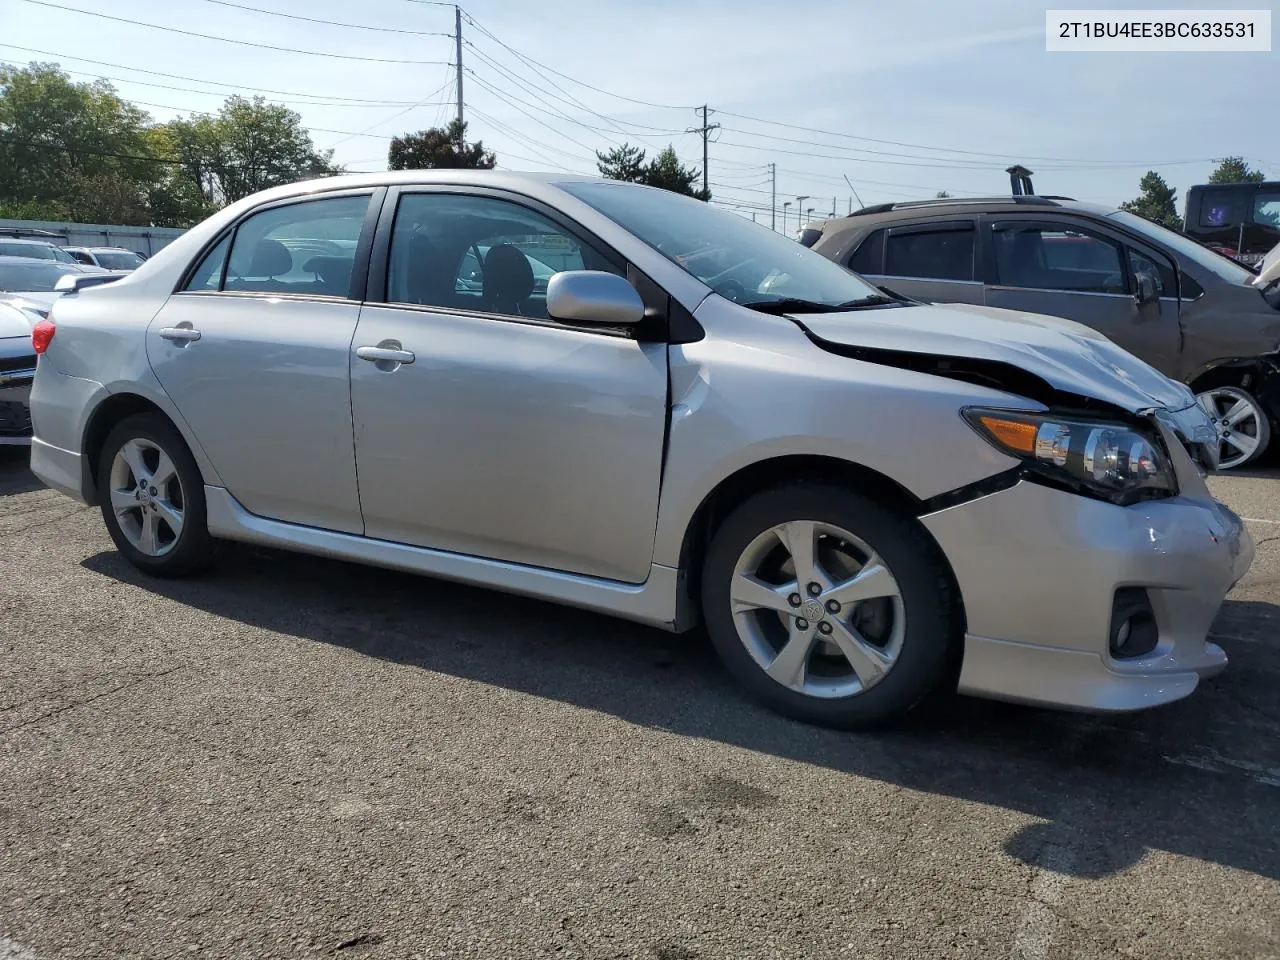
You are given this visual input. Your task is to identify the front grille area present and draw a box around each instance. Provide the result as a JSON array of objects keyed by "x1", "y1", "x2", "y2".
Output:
[{"x1": 0, "y1": 400, "x2": 32, "y2": 438}]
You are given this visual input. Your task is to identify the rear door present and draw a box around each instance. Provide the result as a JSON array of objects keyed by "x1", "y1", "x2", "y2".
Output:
[
  {"x1": 848, "y1": 219, "x2": 984, "y2": 305},
  {"x1": 146, "y1": 189, "x2": 381, "y2": 534},
  {"x1": 982, "y1": 216, "x2": 1182, "y2": 377}
]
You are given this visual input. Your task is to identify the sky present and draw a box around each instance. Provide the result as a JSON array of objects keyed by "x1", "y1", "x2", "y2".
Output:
[{"x1": 2, "y1": 0, "x2": 1278, "y2": 229}]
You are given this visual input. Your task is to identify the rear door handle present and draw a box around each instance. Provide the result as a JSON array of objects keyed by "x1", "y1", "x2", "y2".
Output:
[
  {"x1": 159, "y1": 326, "x2": 201, "y2": 343},
  {"x1": 356, "y1": 344, "x2": 415, "y2": 364}
]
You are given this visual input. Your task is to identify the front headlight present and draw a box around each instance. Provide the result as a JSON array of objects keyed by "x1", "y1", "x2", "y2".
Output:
[{"x1": 962, "y1": 407, "x2": 1177, "y2": 504}]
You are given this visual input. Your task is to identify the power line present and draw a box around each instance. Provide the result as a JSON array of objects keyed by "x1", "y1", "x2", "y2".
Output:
[
  {"x1": 467, "y1": 104, "x2": 593, "y2": 163},
  {"x1": 0, "y1": 45, "x2": 435, "y2": 104},
  {"x1": 459, "y1": 11, "x2": 691, "y2": 110},
  {"x1": 15, "y1": 0, "x2": 451, "y2": 64},
  {"x1": 0, "y1": 58, "x2": 426, "y2": 108},
  {"x1": 323, "y1": 75, "x2": 456, "y2": 149},
  {"x1": 201, "y1": 0, "x2": 452, "y2": 36},
  {"x1": 466, "y1": 70, "x2": 603, "y2": 154},
  {"x1": 716, "y1": 110, "x2": 1218, "y2": 167}
]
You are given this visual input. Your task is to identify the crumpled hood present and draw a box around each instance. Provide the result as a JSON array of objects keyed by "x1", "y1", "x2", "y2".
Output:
[{"x1": 796, "y1": 301, "x2": 1197, "y2": 413}]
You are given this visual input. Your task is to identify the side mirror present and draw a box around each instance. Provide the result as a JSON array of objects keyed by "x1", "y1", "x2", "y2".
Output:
[
  {"x1": 1134, "y1": 272, "x2": 1158, "y2": 305},
  {"x1": 546, "y1": 270, "x2": 645, "y2": 327}
]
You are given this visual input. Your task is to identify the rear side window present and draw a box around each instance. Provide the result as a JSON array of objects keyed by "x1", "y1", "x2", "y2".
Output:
[
  {"x1": 847, "y1": 230, "x2": 885, "y2": 274},
  {"x1": 185, "y1": 194, "x2": 370, "y2": 297},
  {"x1": 884, "y1": 226, "x2": 975, "y2": 281},
  {"x1": 1253, "y1": 190, "x2": 1280, "y2": 227}
]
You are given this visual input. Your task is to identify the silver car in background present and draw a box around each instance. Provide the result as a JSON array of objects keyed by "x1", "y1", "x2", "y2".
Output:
[{"x1": 28, "y1": 172, "x2": 1254, "y2": 728}]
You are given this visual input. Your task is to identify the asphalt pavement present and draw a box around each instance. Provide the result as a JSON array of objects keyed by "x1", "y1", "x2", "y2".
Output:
[{"x1": 1, "y1": 446, "x2": 1277, "y2": 960}]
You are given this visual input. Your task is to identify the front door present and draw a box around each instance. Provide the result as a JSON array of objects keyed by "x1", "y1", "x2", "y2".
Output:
[
  {"x1": 349, "y1": 189, "x2": 669, "y2": 583},
  {"x1": 982, "y1": 217, "x2": 1183, "y2": 378},
  {"x1": 146, "y1": 191, "x2": 377, "y2": 534}
]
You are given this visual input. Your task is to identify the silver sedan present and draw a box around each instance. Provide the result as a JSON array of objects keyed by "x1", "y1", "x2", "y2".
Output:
[{"x1": 27, "y1": 171, "x2": 1254, "y2": 728}]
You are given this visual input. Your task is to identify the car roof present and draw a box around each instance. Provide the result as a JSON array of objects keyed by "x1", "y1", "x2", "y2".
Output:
[
  {"x1": 0, "y1": 237, "x2": 58, "y2": 246},
  {"x1": 0, "y1": 254, "x2": 81, "y2": 266},
  {"x1": 806, "y1": 195, "x2": 1122, "y2": 242}
]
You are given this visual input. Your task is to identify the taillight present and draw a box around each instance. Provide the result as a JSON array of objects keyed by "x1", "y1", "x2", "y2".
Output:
[{"x1": 32, "y1": 319, "x2": 55, "y2": 355}]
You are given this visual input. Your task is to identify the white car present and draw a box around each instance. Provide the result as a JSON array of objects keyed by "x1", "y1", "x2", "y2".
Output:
[{"x1": 63, "y1": 246, "x2": 148, "y2": 272}]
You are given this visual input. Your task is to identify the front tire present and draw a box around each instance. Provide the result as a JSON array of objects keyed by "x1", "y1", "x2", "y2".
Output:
[
  {"x1": 97, "y1": 413, "x2": 217, "y2": 577},
  {"x1": 1196, "y1": 385, "x2": 1271, "y2": 470},
  {"x1": 701, "y1": 483, "x2": 959, "y2": 729}
]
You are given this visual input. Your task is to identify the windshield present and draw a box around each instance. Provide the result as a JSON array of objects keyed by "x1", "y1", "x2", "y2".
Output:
[
  {"x1": 95, "y1": 250, "x2": 144, "y2": 270},
  {"x1": 1106, "y1": 210, "x2": 1256, "y2": 285},
  {"x1": 0, "y1": 260, "x2": 80, "y2": 291},
  {"x1": 558, "y1": 180, "x2": 882, "y2": 309}
]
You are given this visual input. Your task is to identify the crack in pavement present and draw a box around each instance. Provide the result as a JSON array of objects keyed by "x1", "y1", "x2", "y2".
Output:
[{"x1": 0, "y1": 665, "x2": 185, "y2": 735}]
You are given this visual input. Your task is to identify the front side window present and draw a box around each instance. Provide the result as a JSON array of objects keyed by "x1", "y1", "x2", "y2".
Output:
[
  {"x1": 188, "y1": 194, "x2": 370, "y2": 297},
  {"x1": 884, "y1": 226, "x2": 975, "y2": 281},
  {"x1": 385, "y1": 193, "x2": 618, "y2": 320},
  {"x1": 1127, "y1": 248, "x2": 1176, "y2": 297},
  {"x1": 68, "y1": 250, "x2": 94, "y2": 265},
  {"x1": 1106, "y1": 209, "x2": 1256, "y2": 285},
  {"x1": 993, "y1": 224, "x2": 1125, "y2": 294},
  {"x1": 558, "y1": 179, "x2": 884, "y2": 310}
]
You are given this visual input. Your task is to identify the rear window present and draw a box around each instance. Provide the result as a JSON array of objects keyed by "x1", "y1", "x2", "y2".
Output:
[
  {"x1": 884, "y1": 226, "x2": 975, "y2": 281},
  {"x1": 847, "y1": 230, "x2": 885, "y2": 274}
]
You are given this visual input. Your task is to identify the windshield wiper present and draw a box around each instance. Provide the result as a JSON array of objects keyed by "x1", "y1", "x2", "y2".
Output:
[
  {"x1": 832, "y1": 294, "x2": 903, "y2": 309},
  {"x1": 737, "y1": 297, "x2": 853, "y2": 314}
]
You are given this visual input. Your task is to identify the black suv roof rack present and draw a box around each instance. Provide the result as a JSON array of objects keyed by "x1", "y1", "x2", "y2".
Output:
[{"x1": 849, "y1": 194, "x2": 1075, "y2": 216}]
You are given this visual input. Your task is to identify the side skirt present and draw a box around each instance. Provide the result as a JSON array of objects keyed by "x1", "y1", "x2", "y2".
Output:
[{"x1": 203, "y1": 485, "x2": 688, "y2": 632}]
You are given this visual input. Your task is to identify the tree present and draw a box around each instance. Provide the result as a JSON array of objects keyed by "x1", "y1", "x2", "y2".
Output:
[
  {"x1": 642, "y1": 145, "x2": 707, "y2": 199},
  {"x1": 388, "y1": 120, "x2": 495, "y2": 170},
  {"x1": 0, "y1": 63, "x2": 157, "y2": 224},
  {"x1": 596, "y1": 143, "x2": 647, "y2": 183},
  {"x1": 166, "y1": 96, "x2": 342, "y2": 205},
  {"x1": 1208, "y1": 156, "x2": 1266, "y2": 185},
  {"x1": 1120, "y1": 170, "x2": 1183, "y2": 231},
  {"x1": 935, "y1": 190, "x2": 952, "y2": 198}
]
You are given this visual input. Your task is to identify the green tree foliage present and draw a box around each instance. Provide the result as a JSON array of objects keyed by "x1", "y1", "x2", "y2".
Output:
[
  {"x1": 165, "y1": 96, "x2": 342, "y2": 205},
  {"x1": 0, "y1": 63, "x2": 155, "y2": 223},
  {"x1": 1207, "y1": 156, "x2": 1266, "y2": 184},
  {"x1": 595, "y1": 143, "x2": 647, "y2": 182},
  {"x1": 1120, "y1": 171, "x2": 1184, "y2": 231},
  {"x1": 1, "y1": 65, "x2": 340, "y2": 226},
  {"x1": 595, "y1": 141, "x2": 708, "y2": 200},
  {"x1": 388, "y1": 120, "x2": 495, "y2": 170}
]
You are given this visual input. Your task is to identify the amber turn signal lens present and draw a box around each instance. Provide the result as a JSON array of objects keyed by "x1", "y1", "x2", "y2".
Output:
[{"x1": 977, "y1": 415, "x2": 1037, "y2": 455}]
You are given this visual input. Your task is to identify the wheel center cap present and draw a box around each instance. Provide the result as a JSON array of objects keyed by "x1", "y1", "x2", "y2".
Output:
[
  {"x1": 802, "y1": 599, "x2": 824, "y2": 623},
  {"x1": 139, "y1": 490, "x2": 153, "y2": 506}
]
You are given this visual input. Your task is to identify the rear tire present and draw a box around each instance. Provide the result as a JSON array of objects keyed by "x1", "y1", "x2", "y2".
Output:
[
  {"x1": 700, "y1": 482, "x2": 959, "y2": 729},
  {"x1": 97, "y1": 413, "x2": 217, "y2": 577}
]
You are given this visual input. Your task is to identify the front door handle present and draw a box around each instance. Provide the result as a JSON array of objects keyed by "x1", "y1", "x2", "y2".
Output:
[
  {"x1": 356, "y1": 344, "x2": 415, "y2": 365},
  {"x1": 159, "y1": 325, "x2": 201, "y2": 343}
]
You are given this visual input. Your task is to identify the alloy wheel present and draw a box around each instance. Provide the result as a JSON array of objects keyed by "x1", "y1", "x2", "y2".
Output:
[
  {"x1": 1196, "y1": 386, "x2": 1269, "y2": 470},
  {"x1": 728, "y1": 520, "x2": 906, "y2": 699},
  {"x1": 108, "y1": 437, "x2": 186, "y2": 557}
]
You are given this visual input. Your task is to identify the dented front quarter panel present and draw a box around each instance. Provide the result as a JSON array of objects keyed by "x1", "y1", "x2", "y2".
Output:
[
  {"x1": 650, "y1": 295, "x2": 1039, "y2": 567},
  {"x1": 1178, "y1": 282, "x2": 1280, "y2": 384}
]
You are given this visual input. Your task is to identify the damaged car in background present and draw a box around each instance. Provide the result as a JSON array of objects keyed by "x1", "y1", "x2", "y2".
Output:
[
  {"x1": 803, "y1": 195, "x2": 1280, "y2": 469},
  {"x1": 28, "y1": 172, "x2": 1254, "y2": 728}
]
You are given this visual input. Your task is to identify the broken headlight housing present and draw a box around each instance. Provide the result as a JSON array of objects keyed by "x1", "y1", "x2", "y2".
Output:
[{"x1": 962, "y1": 408, "x2": 1178, "y2": 505}]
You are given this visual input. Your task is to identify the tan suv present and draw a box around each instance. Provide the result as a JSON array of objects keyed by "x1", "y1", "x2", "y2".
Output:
[{"x1": 803, "y1": 196, "x2": 1280, "y2": 469}]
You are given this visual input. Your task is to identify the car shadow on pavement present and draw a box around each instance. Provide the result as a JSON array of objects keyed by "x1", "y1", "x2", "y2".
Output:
[
  {"x1": 83, "y1": 543, "x2": 1280, "y2": 883},
  {"x1": 0, "y1": 448, "x2": 43, "y2": 495}
]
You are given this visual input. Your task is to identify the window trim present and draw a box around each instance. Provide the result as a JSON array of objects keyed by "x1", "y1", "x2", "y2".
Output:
[
  {"x1": 365, "y1": 185, "x2": 648, "y2": 339},
  {"x1": 877, "y1": 218, "x2": 978, "y2": 284},
  {"x1": 173, "y1": 187, "x2": 384, "y2": 301}
]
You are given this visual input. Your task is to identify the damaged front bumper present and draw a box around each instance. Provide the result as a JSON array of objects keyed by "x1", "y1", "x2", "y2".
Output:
[{"x1": 919, "y1": 405, "x2": 1253, "y2": 712}]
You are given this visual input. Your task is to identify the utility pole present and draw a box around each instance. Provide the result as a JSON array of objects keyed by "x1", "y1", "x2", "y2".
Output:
[
  {"x1": 795, "y1": 195, "x2": 809, "y2": 232},
  {"x1": 686, "y1": 106, "x2": 720, "y2": 200},
  {"x1": 830, "y1": 196, "x2": 836, "y2": 217},
  {"x1": 782, "y1": 201, "x2": 791, "y2": 234},
  {"x1": 454, "y1": 5, "x2": 464, "y2": 146},
  {"x1": 769, "y1": 162, "x2": 777, "y2": 231}
]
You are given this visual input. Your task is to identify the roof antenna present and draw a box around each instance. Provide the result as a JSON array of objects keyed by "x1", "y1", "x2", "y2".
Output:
[
  {"x1": 1007, "y1": 164, "x2": 1034, "y2": 196},
  {"x1": 842, "y1": 174, "x2": 864, "y2": 210}
]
